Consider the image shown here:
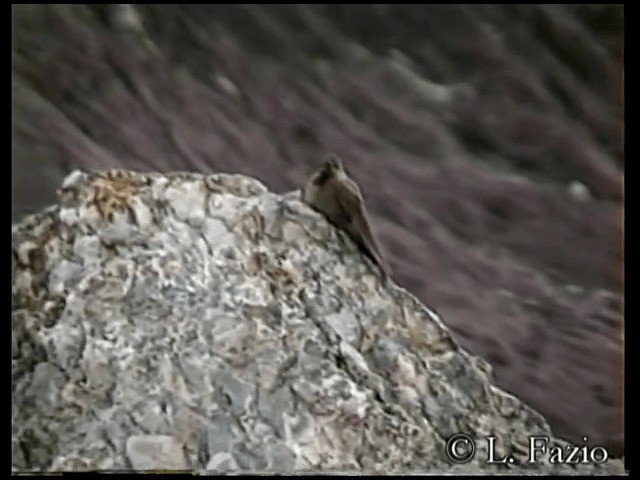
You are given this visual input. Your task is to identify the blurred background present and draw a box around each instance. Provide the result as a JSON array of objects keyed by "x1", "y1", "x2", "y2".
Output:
[{"x1": 12, "y1": 5, "x2": 623, "y2": 456}]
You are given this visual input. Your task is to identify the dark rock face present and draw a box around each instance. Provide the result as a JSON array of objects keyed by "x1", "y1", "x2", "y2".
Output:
[{"x1": 11, "y1": 5, "x2": 623, "y2": 455}]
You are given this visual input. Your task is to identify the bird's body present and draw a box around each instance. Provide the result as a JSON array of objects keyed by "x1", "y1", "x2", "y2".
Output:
[{"x1": 302, "y1": 155, "x2": 390, "y2": 279}]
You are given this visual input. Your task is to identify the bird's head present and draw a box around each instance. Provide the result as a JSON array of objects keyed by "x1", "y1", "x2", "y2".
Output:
[
  {"x1": 323, "y1": 154, "x2": 342, "y2": 171},
  {"x1": 311, "y1": 154, "x2": 346, "y2": 186}
]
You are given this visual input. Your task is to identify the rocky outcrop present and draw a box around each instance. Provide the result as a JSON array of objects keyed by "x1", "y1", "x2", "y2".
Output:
[
  {"x1": 12, "y1": 170, "x2": 625, "y2": 474},
  {"x1": 12, "y1": 5, "x2": 623, "y2": 454}
]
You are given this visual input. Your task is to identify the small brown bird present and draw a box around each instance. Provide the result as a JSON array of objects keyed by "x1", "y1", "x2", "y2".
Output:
[{"x1": 302, "y1": 154, "x2": 391, "y2": 279}]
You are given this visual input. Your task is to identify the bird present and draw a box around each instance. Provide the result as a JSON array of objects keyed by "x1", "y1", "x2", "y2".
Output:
[{"x1": 302, "y1": 154, "x2": 391, "y2": 280}]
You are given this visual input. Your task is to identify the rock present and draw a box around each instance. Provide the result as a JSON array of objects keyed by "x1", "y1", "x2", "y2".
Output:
[
  {"x1": 23, "y1": 362, "x2": 66, "y2": 410},
  {"x1": 568, "y1": 180, "x2": 591, "y2": 202},
  {"x1": 125, "y1": 435, "x2": 188, "y2": 471},
  {"x1": 12, "y1": 5, "x2": 623, "y2": 454},
  {"x1": 11, "y1": 169, "x2": 625, "y2": 474}
]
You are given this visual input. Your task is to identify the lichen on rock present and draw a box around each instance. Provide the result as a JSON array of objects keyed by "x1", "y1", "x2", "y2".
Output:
[{"x1": 11, "y1": 169, "x2": 624, "y2": 474}]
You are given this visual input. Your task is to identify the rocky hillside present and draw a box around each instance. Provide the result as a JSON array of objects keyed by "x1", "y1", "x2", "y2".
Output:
[
  {"x1": 11, "y1": 169, "x2": 625, "y2": 474},
  {"x1": 11, "y1": 5, "x2": 623, "y2": 455}
]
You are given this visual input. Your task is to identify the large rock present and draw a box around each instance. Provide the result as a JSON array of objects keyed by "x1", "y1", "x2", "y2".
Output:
[
  {"x1": 11, "y1": 170, "x2": 625, "y2": 474},
  {"x1": 12, "y1": 5, "x2": 623, "y2": 454}
]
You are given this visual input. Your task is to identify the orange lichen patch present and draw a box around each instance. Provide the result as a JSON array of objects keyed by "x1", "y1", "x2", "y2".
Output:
[{"x1": 88, "y1": 170, "x2": 142, "y2": 221}]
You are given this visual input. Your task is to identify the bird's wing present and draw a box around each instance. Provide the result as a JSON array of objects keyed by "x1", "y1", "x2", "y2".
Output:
[{"x1": 334, "y1": 180, "x2": 389, "y2": 274}]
